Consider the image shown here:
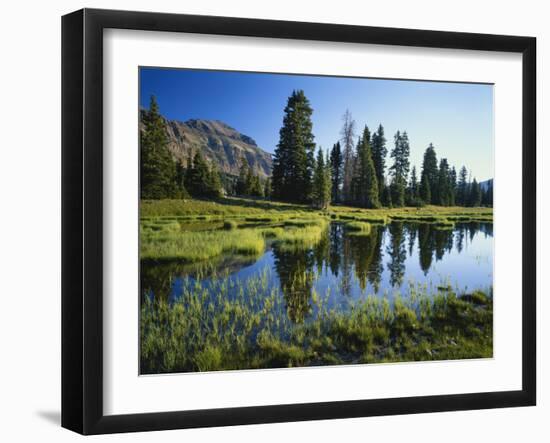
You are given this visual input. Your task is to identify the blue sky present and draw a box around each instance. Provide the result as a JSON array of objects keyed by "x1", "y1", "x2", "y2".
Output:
[{"x1": 140, "y1": 67, "x2": 494, "y2": 181}]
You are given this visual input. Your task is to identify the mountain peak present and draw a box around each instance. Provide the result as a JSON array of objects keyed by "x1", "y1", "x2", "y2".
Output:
[
  {"x1": 141, "y1": 114, "x2": 272, "y2": 178},
  {"x1": 182, "y1": 119, "x2": 259, "y2": 148}
]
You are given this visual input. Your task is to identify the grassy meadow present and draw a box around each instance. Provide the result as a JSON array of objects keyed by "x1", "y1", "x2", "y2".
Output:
[{"x1": 139, "y1": 197, "x2": 493, "y2": 373}]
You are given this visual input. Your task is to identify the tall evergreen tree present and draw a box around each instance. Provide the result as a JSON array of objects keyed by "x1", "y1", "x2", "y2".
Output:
[
  {"x1": 456, "y1": 166, "x2": 468, "y2": 206},
  {"x1": 483, "y1": 180, "x2": 493, "y2": 207},
  {"x1": 420, "y1": 143, "x2": 438, "y2": 204},
  {"x1": 449, "y1": 166, "x2": 457, "y2": 206},
  {"x1": 420, "y1": 173, "x2": 431, "y2": 205},
  {"x1": 382, "y1": 184, "x2": 393, "y2": 208},
  {"x1": 264, "y1": 178, "x2": 272, "y2": 199},
  {"x1": 340, "y1": 110, "x2": 356, "y2": 203},
  {"x1": 250, "y1": 175, "x2": 264, "y2": 197},
  {"x1": 140, "y1": 96, "x2": 178, "y2": 199},
  {"x1": 389, "y1": 131, "x2": 410, "y2": 207},
  {"x1": 236, "y1": 155, "x2": 251, "y2": 195},
  {"x1": 350, "y1": 136, "x2": 362, "y2": 204},
  {"x1": 271, "y1": 90, "x2": 316, "y2": 202},
  {"x1": 371, "y1": 124, "x2": 387, "y2": 201},
  {"x1": 354, "y1": 125, "x2": 380, "y2": 208},
  {"x1": 185, "y1": 150, "x2": 222, "y2": 198},
  {"x1": 312, "y1": 148, "x2": 331, "y2": 209},
  {"x1": 175, "y1": 160, "x2": 188, "y2": 197},
  {"x1": 437, "y1": 158, "x2": 451, "y2": 206},
  {"x1": 408, "y1": 165, "x2": 420, "y2": 205},
  {"x1": 329, "y1": 141, "x2": 343, "y2": 203},
  {"x1": 469, "y1": 178, "x2": 481, "y2": 207},
  {"x1": 207, "y1": 164, "x2": 224, "y2": 198}
]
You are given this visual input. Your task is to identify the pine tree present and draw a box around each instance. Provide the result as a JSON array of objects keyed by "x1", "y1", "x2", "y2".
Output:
[
  {"x1": 245, "y1": 165, "x2": 255, "y2": 196},
  {"x1": 236, "y1": 155, "x2": 250, "y2": 195},
  {"x1": 449, "y1": 166, "x2": 457, "y2": 206},
  {"x1": 354, "y1": 125, "x2": 380, "y2": 208},
  {"x1": 389, "y1": 131, "x2": 410, "y2": 207},
  {"x1": 371, "y1": 124, "x2": 387, "y2": 201},
  {"x1": 469, "y1": 178, "x2": 481, "y2": 207},
  {"x1": 312, "y1": 148, "x2": 331, "y2": 209},
  {"x1": 329, "y1": 141, "x2": 343, "y2": 203},
  {"x1": 140, "y1": 96, "x2": 178, "y2": 199},
  {"x1": 437, "y1": 158, "x2": 451, "y2": 206},
  {"x1": 185, "y1": 151, "x2": 222, "y2": 198},
  {"x1": 420, "y1": 143, "x2": 438, "y2": 204},
  {"x1": 207, "y1": 165, "x2": 223, "y2": 198},
  {"x1": 456, "y1": 166, "x2": 468, "y2": 206},
  {"x1": 382, "y1": 184, "x2": 393, "y2": 208},
  {"x1": 324, "y1": 152, "x2": 332, "y2": 208},
  {"x1": 264, "y1": 178, "x2": 272, "y2": 199},
  {"x1": 340, "y1": 110, "x2": 356, "y2": 203},
  {"x1": 271, "y1": 90, "x2": 316, "y2": 202},
  {"x1": 175, "y1": 160, "x2": 189, "y2": 198},
  {"x1": 420, "y1": 173, "x2": 431, "y2": 205},
  {"x1": 251, "y1": 175, "x2": 264, "y2": 197},
  {"x1": 350, "y1": 136, "x2": 362, "y2": 204},
  {"x1": 483, "y1": 180, "x2": 493, "y2": 207},
  {"x1": 408, "y1": 165, "x2": 420, "y2": 205}
]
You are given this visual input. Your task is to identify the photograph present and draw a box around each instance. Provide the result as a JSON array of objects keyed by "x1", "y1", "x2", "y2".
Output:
[{"x1": 139, "y1": 67, "x2": 494, "y2": 375}]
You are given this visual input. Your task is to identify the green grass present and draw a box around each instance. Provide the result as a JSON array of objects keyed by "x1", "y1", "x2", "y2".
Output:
[
  {"x1": 140, "y1": 270, "x2": 493, "y2": 373},
  {"x1": 140, "y1": 227, "x2": 265, "y2": 261},
  {"x1": 140, "y1": 198, "x2": 492, "y2": 262},
  {"x1": 344, "y1": 221, "x2": 372, "y2": 236},
  {"x1": 140, "y1": 215, "x2": 329, "y2": 261},
  {"x1": 141, "y1": 198, "x2": 493, "y2": 223}
]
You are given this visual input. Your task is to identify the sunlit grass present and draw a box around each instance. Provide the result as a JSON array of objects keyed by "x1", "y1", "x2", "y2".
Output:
[
  {"x1": 140, "y1": 227, "x2": 265, "y2": 261},
  {"x1": 140, "y1": 269, "x2": 493, "y2": 374},
  {"x1": 344, "y1": 221, "x2": 372, "y2": 236},
  {"x1": 141, "y1": 198, "x2": 493, "y2": 223}
]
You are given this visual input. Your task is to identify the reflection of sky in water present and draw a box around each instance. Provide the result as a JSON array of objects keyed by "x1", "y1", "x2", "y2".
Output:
[{"x1": 157, "y1": 223, "x2": 493, "y2": 318}]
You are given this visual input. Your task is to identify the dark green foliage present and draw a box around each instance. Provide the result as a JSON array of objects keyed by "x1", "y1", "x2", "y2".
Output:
[
  {"x1": 482, "y1": 180, "x2": 493, "y2": 207},
  {"x1": 264, "y1": 178, "x2": 272, "y2": 199},
  {"x1": 382, "y1": 184, "x2": 393, "y2": 208},
  {"x1": 235, "y1": 155, "x2": 250, "y2": 196},
  {"x1": 468, "y1": 178, "x2": 482, "y2": 207},
  {"x1": 140, "y1": 96, "x2": 178, "y2": 199},
  {"x1": 420, "y1": 173, "x2": 430, "y2": 205},
  {"x1": 184, "y1": 151, "x2": 223, "y2": 199},
  {"x1": 236, "y1": 155, "x2": 264, "y2": 198},
  {"x1": 456, "y1": 166, "x2": 468, "y2": 206},
  {"x1": 449, "y1": 166, "x2": 457, "y2": 206},
  {"x1": 371, "y1": 124, "x2": 387, "y2": 201},
  {"x1": 407, "y1": 165, "x2": 422, "y2": 206},
  {"x1": 351, "y1": 126, "x2": 380, "y2": 208},
  {"x1": 420, "y1": 143, "x2": 438, "y2": 204},
  {"x1": 437, "y1": 158, "x2": 452, "y2": 206},
  {"x1": 389, "y1": 131, "x2": 410, "y2": 207},
  {"x1": 330, "y1": 141, "x2": 343, "y2": 203},
  {"x1": 251, "y1": 175, "x2": 264, "y2": 198},
  {"x1": 311, "y1": 148, "x2": 331, "y2": 209},
  {"x1": 271, "y1": 90, "x2": 316, "y2": 203},
  {"x1": 175, "y1": 161, "x2": 189, "y2": 198}
]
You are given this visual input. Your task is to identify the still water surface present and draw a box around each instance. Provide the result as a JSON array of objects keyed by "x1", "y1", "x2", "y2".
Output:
[{"x1": 142, "y1": 222, "x2": 493, "y2": 322}]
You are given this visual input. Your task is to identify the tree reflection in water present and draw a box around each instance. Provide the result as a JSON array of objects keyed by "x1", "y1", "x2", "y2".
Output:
[{"x1": 141, "y1": 221, "x2": 493, "y2": 325}]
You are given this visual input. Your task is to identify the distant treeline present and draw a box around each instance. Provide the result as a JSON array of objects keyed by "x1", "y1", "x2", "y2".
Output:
[
  {"x1": 140, "y1": 93, "x2": 492, "y2": 208},
  {"x1": 271, "y1": 90, "x2": 492, "y2": 209}
]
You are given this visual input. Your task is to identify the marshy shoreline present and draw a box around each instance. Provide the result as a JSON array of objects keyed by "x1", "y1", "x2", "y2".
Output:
[{"x1": 139, "y1": 197, "x2": 493, "y2": 374}]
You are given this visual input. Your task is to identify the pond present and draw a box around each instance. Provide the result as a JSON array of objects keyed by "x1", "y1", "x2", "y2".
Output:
[{"x1": 141, "y1": 221, "x2": 493, "y2": 325}]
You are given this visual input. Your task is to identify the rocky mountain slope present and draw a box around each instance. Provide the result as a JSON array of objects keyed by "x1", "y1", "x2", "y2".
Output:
[{"x1": 141, "y1": 111, "x2": 273, "y2": 178}]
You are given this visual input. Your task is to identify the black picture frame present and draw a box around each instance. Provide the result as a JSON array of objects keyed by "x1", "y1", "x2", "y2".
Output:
[{"x1": 62, "y1": 8, "x2": 536, "y2": 435}]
